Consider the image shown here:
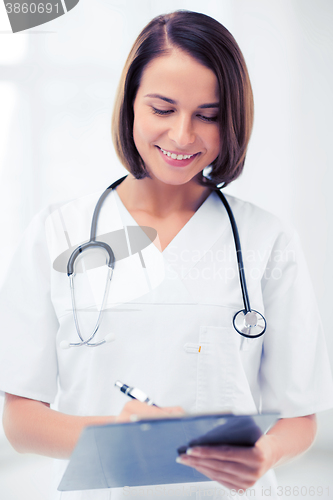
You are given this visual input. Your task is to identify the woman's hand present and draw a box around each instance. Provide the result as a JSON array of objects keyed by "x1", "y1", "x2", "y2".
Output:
[
  {"x1": 176, "y1": 434, "x2": 276, "y2": 491},
  {"x1": 176, "y1": 415, "x2": 317, "y2": 492},
  {"x1": 115, "y1": 399, "x2": 185, "y2": 423}
]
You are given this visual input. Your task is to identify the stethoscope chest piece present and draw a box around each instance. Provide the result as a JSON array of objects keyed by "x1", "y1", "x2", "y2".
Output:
[{"x1": 233, "y1": 309, "x2": 266, "y2": 339}]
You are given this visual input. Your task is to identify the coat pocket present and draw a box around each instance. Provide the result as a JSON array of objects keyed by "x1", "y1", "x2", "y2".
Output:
[{"x1": 196, "y1": 325, "x2": 258, "y2": 414}]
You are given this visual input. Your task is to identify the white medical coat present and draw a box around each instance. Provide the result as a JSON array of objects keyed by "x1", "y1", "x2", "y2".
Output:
[{"x1": 0, "y1": 187, "x2": 332, "y2": 500}]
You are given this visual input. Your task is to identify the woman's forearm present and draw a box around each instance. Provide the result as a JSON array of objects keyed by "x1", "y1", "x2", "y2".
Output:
[
  {"x1": 3, "y1": 394, "x2": 183, "y2": 460},
  {"x1": 3, "y1": 393, "x2": 115, "y2": 459},
  {"x1": 266, "y1": 414, "x2": 317, "y2": 468}
]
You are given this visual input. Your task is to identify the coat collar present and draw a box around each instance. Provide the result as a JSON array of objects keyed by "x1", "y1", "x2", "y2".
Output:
[
  {"x1": 163, "y1": 191, "x2": 230, "y2": 278},
  {"x1": 113, "y1": 189, "x2": 231, "y2": 279}
]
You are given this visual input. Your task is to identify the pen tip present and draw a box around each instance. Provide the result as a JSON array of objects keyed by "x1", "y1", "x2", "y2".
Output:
[{"x1": 115, "y1": 380, "x2": 123, "y2": 388}]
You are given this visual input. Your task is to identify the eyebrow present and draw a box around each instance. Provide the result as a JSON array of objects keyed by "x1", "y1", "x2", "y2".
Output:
[{"x1": 144, "y1": 93, "x2": 219, "y2": 109}]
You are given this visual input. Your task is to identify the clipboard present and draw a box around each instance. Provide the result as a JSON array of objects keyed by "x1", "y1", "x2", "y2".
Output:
[{"x1": 58, "y1": 412, "x2": 279, "y2": 491}]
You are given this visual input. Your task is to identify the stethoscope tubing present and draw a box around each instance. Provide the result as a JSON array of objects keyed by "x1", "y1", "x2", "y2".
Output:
[
  {"x1": 66, "y1": 176, "x2": 127, "y2": 277},
  {"x1": 215, "y1": 190, "x2": 251, "y2": 313},
  {"x1": 64, "y1": 176, "x2": 267, "y2": 348},
  {"x1": 89, "y1": 175, "x2": 128, "y2": 242}
]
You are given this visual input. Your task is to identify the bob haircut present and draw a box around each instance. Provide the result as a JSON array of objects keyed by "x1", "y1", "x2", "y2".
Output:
[{"x1": 112, "y1": 10, "x2": 254, "y2": 188}]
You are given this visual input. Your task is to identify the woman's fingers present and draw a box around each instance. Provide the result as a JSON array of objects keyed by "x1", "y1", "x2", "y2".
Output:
[
  {"x1": 115, "y1": 400, "x2": 160, "y2": 422},
  {"x1": 176, "y1": 439, "x2": 273, "y2": 491},
  {"x1": 187, "y1": 462, "x2": 254, "y2": 490},
  {"x1": 178, "y1": 454, "x2": 255, "y2": 481},
  {"x1": 115, "y1": 400, "x2": 185, "y2": 423},
  {"x1": 183, "y1": 455, "x2": 256, "y2": 477},
  {"x1": 163, "y1": 405, "x2": 186, "y2": 416},
  {"x1": 177, "y1": 456, "x2": 259, "y2": 490},
  {"x1": 186, "y1": 444, "x2": 265, "y2": 466}
]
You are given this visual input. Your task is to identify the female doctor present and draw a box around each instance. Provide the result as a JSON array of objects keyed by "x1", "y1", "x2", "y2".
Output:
[{"x1": 1, "y1": 10, "x2": 333, "y2": 500}]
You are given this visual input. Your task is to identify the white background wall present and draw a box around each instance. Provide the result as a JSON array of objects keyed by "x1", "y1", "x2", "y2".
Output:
[{"x1": 0, "y1": 0, "x2": 332, "y2": 497}]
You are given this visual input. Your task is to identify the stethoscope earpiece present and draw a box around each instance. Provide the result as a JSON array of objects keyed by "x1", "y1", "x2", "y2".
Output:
[{"x1": 104, "y1": 332, "x2": 116, "y2": 343}]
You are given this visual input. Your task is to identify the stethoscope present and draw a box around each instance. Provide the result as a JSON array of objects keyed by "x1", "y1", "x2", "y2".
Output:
[{"x1": 60, "y1": 175, "x2": 266, "y2": 349}]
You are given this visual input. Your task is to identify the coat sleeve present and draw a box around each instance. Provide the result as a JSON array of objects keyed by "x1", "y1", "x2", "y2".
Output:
[
  {"x1": 0, "y1": 207, "x2": 60, "y2": 403},
  {"x1": 259, "y1": 229, "x2": 333, "y2": 417}
]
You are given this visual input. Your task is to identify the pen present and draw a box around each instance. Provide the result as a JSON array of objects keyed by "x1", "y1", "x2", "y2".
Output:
[{"x1": 115, "y1": 380, "x2": 159, "y2": 407}]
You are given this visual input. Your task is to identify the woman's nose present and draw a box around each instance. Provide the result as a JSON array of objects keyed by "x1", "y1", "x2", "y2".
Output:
[{"x1": 168, "y1": 114, "x2": 195, "y2": 147}]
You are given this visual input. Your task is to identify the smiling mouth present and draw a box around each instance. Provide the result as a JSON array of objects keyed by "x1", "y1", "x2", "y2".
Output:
[{"x1": 158, "y1": 146, "x2": 198, "y2": 161}]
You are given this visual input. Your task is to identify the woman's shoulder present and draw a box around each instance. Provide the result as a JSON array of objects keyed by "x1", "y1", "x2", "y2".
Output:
[
  {"x1": 33, "y1": 186, "x2": 122, "y2": 239},
  {"x1": 46, "y1": 188, "x2": 106, "y2": 220},
  {"x1": 211, "y1": 191, "x2": 298, "y2": 247},
  {"x1": 16, "y1": 188, "x2": 112, "y2": 260},
  {"x1": 23, "y1": 189, "x2": 105, "y2": 233}
]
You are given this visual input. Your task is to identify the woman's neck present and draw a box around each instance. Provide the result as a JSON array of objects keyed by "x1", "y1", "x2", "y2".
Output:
[{"x1": 116, "y1": 173, "x2": 211, "y2": 217}]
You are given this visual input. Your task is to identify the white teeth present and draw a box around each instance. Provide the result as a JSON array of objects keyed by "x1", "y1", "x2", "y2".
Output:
[{"x1": 159, "y1": 147, "x2": 194, "y2": 160}]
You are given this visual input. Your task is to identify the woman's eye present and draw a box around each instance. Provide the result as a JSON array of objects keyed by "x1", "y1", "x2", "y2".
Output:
[
  {"x1": 151, "y1": 107, "x2": 173, "y2": 116},
  {"x1": 198, "y1": 114, "x2": 218, "y2": 123},
  {"x1": 151, "y1": 107, "x2": 217, "y2": 122}
]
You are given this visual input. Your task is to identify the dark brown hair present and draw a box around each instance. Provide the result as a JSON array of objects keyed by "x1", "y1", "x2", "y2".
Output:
[{"x1": 112, "y1": 10, "x2": 254, "y2": 188}]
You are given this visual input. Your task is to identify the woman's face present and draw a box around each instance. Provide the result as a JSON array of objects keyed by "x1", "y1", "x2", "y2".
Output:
[{"x1": 133, "y1": 49, "x2": 220, "y2": 187}]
